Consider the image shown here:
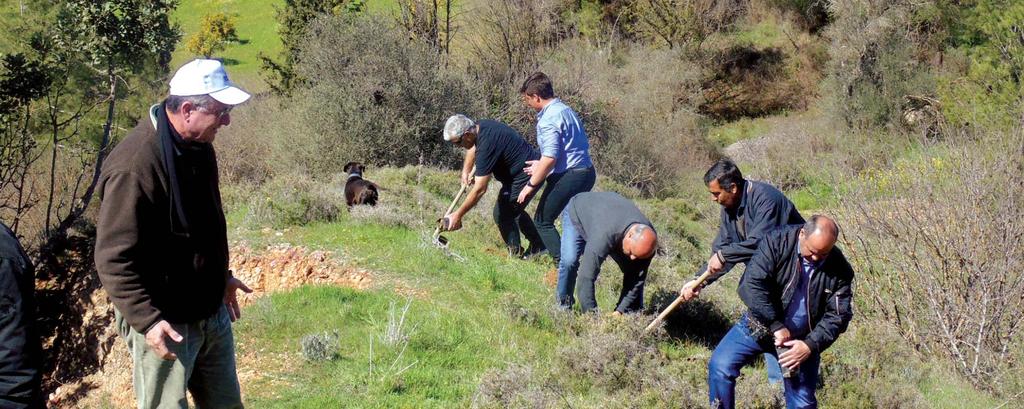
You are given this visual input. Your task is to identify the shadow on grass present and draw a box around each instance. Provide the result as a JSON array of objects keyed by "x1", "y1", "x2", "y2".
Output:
[
  {"x1": 222, "y1": 57, "x2": 241, "y2": 66},
  {"x1": 645, "y1": 287, "x2": 733, "y2": 348}
]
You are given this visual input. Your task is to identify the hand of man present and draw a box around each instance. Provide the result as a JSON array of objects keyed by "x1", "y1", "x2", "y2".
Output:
[
  {"x1": 707, "y1": 252, "x2": 725, "y2": 274},
  {"x1": 680, "y1": 280, "x2": 702, "y2": 301},
  {"x1": 224, "y1": 277, "x2": 253, "y2": 322},
  {"x1": 773, "y1": 327, "x2": 791, "y2": 347},
  {"x1": 523, "y1": 160, "x2": 538, "y2": 176},
  {"x1": 145, "y1": 320, "x2": 183, "y2": 360},
  {"x1": 516, "y1": 185, "x2": 535, "y2": 205},
  {"x1": 778, "y1": 339, "x2": 811, "y2": 369},
  {"x1": 444, "y1": 212, "x2": 463, "y2": 231},
  {"x1": 461, "y1": 171, "x2": 473, "y2": 187}
]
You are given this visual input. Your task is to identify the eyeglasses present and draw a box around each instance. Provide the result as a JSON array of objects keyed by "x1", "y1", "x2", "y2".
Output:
[{"x1": 199, "y1": 105, "x2": 232, "y2": 119}]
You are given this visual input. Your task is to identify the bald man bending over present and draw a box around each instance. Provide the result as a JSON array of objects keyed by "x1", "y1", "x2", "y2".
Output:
[
  {"x1": 707, "y1": 215, "x2": 854, "y2": 409},
  {"x1": 556, "y1": 192, "x2": 658, "y2": 314}
]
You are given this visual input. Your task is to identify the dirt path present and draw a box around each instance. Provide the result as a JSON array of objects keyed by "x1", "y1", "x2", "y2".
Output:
[{"x1": 47, "y1": 243, "x2": 374, "y2": 408}]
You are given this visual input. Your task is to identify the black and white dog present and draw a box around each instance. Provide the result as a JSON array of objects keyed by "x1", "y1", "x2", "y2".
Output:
[{"x1": 343, "y1": 162, "x2": 379, "y2": 208}]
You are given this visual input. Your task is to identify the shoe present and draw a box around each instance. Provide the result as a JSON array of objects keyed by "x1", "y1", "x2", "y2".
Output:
[
  {"x1": 507, "y1": 246, "x2": 525, "y2": 258},
  {"x1": 520, "y1": 245, "x2": 547, "y2": 260}
]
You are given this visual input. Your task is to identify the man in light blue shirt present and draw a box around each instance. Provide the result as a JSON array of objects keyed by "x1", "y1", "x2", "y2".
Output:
[{"x1": 517, "y1": 72, "x2": 597, "y2": 264}]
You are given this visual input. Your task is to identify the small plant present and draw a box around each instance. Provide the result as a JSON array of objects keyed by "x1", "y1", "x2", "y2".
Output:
[
  {"x1": 381, "y1": 299, "x2": 416, "y2": 346},
  {"x1": 301, "y1": 331, "x2": 340, "y2": 362}
]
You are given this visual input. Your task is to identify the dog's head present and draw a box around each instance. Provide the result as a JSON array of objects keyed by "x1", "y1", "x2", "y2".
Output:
[{"x1": 344, "y1": 162, "x2": 366, "y2": 175}]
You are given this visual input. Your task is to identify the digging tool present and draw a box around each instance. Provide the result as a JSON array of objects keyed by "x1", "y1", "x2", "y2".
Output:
[
  {"x1": 431, "y1": 167, "x2": 475, "y2": 248},
  {"x1": 644, "y1": 268, "x2": 713, "y2": 333}
]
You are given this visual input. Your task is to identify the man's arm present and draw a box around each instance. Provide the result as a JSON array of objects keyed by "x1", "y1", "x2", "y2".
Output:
[
  {"x1": 517, "y1": 156, "x2": 555, "y2": 204},
  {"x1": 699, "y1": 217, "x2": 737, "y2": 282},
  {"x1": 737, "y1": 238, "x2": 784, "y2": 332},
  {"x1": 95, "y1": 172, "x2": 184, "y2": 361},
  {"x1": 615, "y1": 256, "x2": 651, "y2": 313},
  {"x1": 460, "y1": 146, "x2": 477, "y2": 186},
  {"x1": 94, "y1": 172, "x2": 163, "y2": 334},
  {"x1": 518, "y1": 121, "x2": 561, "y2": 203},
  {"x1": 803, "y1": 262, "x2": 854, "y2": 353},
  {"x1": 445, "y1": 174, "x2": 492, "y2": 230},
  {"x1": 0, "y1": 256, "x2": 42, "y2": 408},
  {"x1": 575, "y1": 244, "x2": 609, "y2": 313}
]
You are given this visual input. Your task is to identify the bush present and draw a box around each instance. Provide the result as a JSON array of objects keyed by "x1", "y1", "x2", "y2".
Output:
[
  {"x1": 823, "y1": 0, "x2": 940, "y2": 129},
  {"x1": 938, "y1": 0, "x2": 1024, "y2": 129},
  {"x1": 301, "y1": 331, "x2": 340, "y2": 362},
  {"x1": 622, "y1": 0, "x2": 747, "y2": 51},
  {"x1": 842, "y1": 129, "x2": 1024, "y2": 393},
  {"x1": 246, "y1": 174, "x2": 346, "y2": 227},
  {"x1": 289, "y1": 14, "x2": 483, "y2": 171},
  {"x1": 528, "y1": 41, "x2": 718, "y2": 196}
]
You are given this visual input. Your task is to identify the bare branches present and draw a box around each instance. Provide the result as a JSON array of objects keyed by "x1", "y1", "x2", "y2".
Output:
[{"x1": 844, "y1": 130, "x2": 1024, "y2": 391}]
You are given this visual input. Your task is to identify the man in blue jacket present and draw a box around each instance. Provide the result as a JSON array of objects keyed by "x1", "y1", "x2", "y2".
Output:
[
  {"x1": 707, "y1": 216, "x2": 854, "y2": 409},
  {"x1": 681, "y1": 158, "x2": 804, "y2": 382}
]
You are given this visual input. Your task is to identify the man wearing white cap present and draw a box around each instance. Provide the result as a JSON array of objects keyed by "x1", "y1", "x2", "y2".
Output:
[{"x1": 95, "y1": 59, "x2": 252, "y2": 408}]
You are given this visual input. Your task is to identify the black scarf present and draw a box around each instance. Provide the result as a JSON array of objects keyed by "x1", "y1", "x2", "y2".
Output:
[{"x1": 156, "y1": 102, "x2": 192, "y2": 237}]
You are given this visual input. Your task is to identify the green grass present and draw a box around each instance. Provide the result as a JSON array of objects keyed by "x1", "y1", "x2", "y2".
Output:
[
  {"x1": 213, "y1": 165, "x2": 1016, "y2": 407},
  {"x1": 707, "y1": 117, "x2": 772, "y2": 148},
  {"x1": 172, "y1": 0, "x2": 285, "y2": 93}
]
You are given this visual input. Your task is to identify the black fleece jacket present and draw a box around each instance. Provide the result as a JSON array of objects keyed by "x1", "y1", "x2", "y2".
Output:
[{"x1": 738, "y1": 225, "x2": 855, "y2": 354}]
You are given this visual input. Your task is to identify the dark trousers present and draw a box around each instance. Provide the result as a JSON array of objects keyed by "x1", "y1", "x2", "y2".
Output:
[
  {"x1": 708, "y1": 317, "x2": 820, "y2": 409},
  {"x1": 494, "y1": 182, "x2": 542, "y2": 252},
  {"x1": 534, "y1": 166, "x2": 596, "y2": 261}
]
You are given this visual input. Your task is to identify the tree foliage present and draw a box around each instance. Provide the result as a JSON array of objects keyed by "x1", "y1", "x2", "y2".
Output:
[
  {"x1": 260, "y1": 0, "x2": 363, "y2": 95},
  {"x1": 186, "y1": 13, "x2": 239, "y2": 58}
]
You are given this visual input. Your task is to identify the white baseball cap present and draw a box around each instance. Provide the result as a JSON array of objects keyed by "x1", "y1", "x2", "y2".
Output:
[{"x1": 168, "y1": 59, "x2": 250, "y2": 105}]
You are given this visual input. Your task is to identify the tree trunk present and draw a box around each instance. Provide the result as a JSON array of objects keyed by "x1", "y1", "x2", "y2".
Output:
[
  {"x1": 45, "y1": 99, "x2": 58, "y2": 236},
  {"x1": 51, "y1": 65, "x2": 116, "y2": 238}
]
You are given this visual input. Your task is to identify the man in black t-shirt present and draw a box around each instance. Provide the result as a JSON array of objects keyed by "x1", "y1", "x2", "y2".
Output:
[{"x1": 441, "y1": 114, "x2": 545, "y2": 257}]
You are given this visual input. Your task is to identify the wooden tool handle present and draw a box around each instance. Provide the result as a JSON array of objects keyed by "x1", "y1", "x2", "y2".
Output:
[
  {"x1": 432, "y1": 167, "x2": 476, "y2": 239},
  {"x1": 644, "y1": 268, "x2": 713, "y2": 333}
]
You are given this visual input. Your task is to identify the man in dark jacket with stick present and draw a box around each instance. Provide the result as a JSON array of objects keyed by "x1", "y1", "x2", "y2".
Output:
[
  {"x1": 682, "y1": 158, "x2": 804, "y2": 382},
  {"x1": 0, "y1": 223, "x2": 43, "y2": 408},
  {"x1": 707, "y1": 215, "x2": 854, "y2": 409}
]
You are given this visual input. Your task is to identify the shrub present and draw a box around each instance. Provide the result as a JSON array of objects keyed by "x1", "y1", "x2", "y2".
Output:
[
  {"x1": 529, "y1": 41, "x2": 718, "y2": 196},
  {"x1": 301, "y1": 331, "x2": 340, "y2": 362},
  {"x1": 842, "y1": 129, "x2": 1024, "y2": 393},
  {"x1": 246, "y1": 174, "x2": 345, "y2": 227},
  {"x1": 623, "y1": 0, "x2": 747, "y2": 51},
  {"x1": 185, "y1": 13, "x2": 239, "y2": 58},
  {"x1": 937, "y1": 0, "x2": 1024, "y2": 129},
  {"x1": 289, "y1": 14, "x2": 484, "y2": 171},
  {"x1": 823, "y1": 0, "x2": 941, "y2": 129}
]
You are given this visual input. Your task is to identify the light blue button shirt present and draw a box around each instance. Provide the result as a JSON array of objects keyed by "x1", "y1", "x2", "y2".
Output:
[{"x1": 536, "y1": 98, "x2": 593, "y2": 174}]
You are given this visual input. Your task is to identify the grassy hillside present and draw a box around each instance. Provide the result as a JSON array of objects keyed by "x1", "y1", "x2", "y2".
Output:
[
  {"x1": 171, "y1": 0, "x2": 405, "y2": 94},
  {"x1": 210, "y1": 165, "x2": 1002, "y2": 407},
  {"x1": 171, "y1": 0, "x2": 284, "y2": 93}
]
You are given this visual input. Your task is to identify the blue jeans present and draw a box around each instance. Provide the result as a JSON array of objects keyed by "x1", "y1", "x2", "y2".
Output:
[
  {"x1": 556, "y1": 204, "x2": 587, "y2": 308},
  {"x1": 708, "y1": 317, "x2": 820, "y2": 409}
]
